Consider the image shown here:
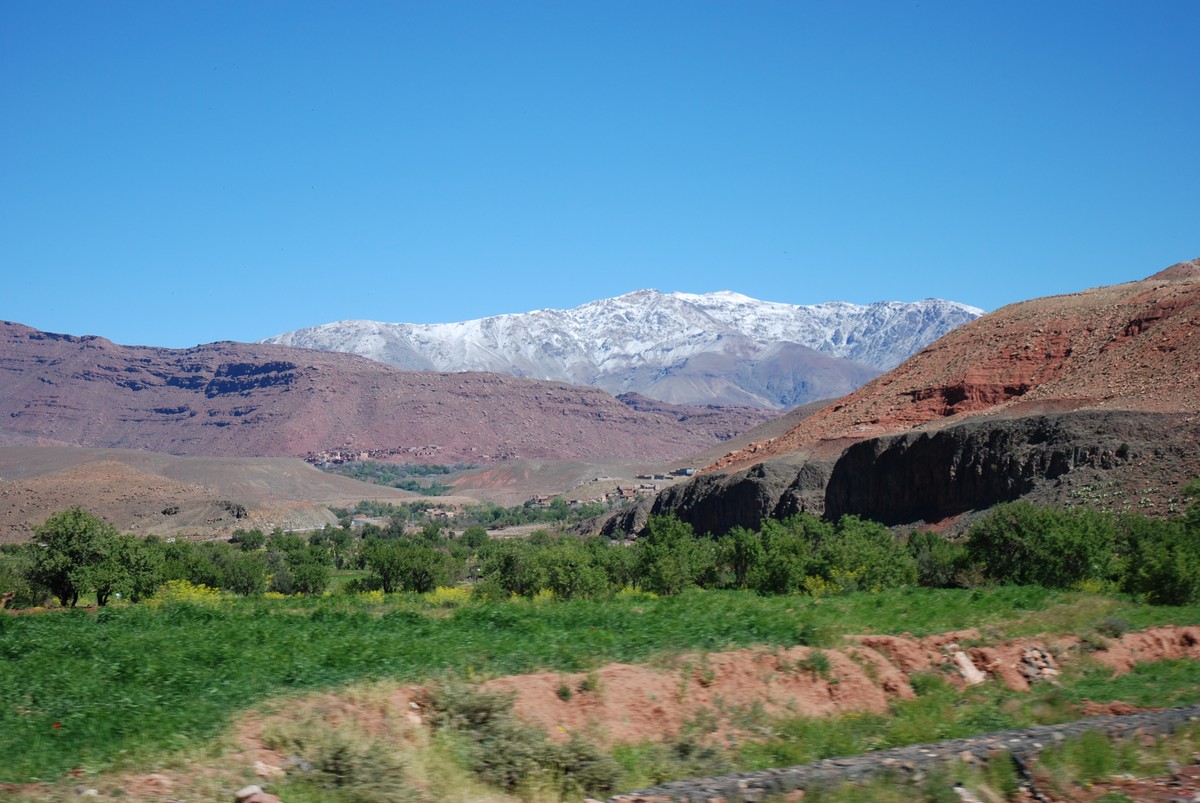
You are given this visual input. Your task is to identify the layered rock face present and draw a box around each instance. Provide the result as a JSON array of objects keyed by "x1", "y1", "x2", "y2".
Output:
[
  {"x1": 0, "y1": 322, "x2": 775, "y2": 463},
  {"x1": 651, "y1": 259, "x2": 1200, "y2": 534}
]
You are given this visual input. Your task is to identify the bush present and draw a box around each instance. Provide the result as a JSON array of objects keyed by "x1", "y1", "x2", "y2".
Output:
[
  {"x1": 750, "y1": 516, "x2": 822, "y2": 595},
  {"x1": 635, "y1": 515, "x2": 716, "y2": 596},
  {"x1": 1119, "y1": 515, "x2": 1200, "y2": 604},
  {"x1": 813, "y1": 516, "x2": 918, "y2": 593},
  {"x1": 908, "y1": 531, "x2": 969, "y2": 588},
  {"x1": 966, "y1": 503, "x2": 1117, "y2": 588},
  {"x1": 422, "y1": 679, "x2": 618, "y2": 795}
]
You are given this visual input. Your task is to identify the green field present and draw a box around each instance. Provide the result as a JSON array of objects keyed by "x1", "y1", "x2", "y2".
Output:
[{"x1": 4, "y1": 585, "x2": 1200, "y2": 790}]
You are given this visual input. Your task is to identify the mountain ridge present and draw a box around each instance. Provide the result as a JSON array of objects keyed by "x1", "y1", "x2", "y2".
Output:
[
  {"x1": 263, "y1": 290, "x2": 982, "y2": 408},
  {"x1": 0, "y1": 321, "x2": 775, "y2": 463}
]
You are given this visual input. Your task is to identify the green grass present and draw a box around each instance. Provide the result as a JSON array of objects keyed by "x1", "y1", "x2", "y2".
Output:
[{"x1": 3, "y1": 586, "x2": 1200, "y2": 784}]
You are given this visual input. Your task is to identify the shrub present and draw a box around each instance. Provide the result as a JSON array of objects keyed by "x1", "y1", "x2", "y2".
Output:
[
  {"x1": 264, "y1": 715, "x2": 409, "y2": 802},
  {"x1": 967, "y1": 503, "x2": 1117, "y2": 588},
  {"x1": 149, "y1": 578, "x2": 223, "y2": 606},
  {"x1": 908, "y1": 531, "x2": 969, "y2": 588},
  {"x1": 750, "y1": 516, "x2": 821, "y2": 595},
  {"x1": 635, "y1": 515, "x2": 716, "y2": 596},
  {"x1": 422, "y1": 679, "x2": 618, "y2": 795},
  {"x1": 1119, "y1": 515, "x2": 1200, "y2": 605},
  {"x1": 811, "y1": 516, "x2": 918, "y2": 593}
]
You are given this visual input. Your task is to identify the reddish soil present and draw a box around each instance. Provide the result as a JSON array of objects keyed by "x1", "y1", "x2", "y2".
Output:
[
  {"x1": 12, "y1": 624, "x2": 1200, "y2": 801},
  {"x1": 480, "y1": 626, "x2": 1200, "y2": 748},
  {"x1": 709, "y1": 258, "x2": 1200, "y2": 472}
]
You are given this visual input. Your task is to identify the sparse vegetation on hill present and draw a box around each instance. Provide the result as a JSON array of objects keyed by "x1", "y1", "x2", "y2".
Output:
[{"x1": 318, "y1": 461, "x2": 475, "y2": 495}]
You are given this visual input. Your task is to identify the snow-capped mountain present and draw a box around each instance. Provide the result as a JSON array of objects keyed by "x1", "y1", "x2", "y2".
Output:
[{"x1": 262, "y1": 291, "x2": 983, "y2": 409}]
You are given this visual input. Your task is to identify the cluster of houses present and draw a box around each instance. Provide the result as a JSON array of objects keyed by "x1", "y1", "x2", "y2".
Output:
[
  {"x1": 635, "y1": 467, "x2": 698, "y2": 481},
  {"x1": 305, "y1": 444, "x2": 443, "y2": 466}
]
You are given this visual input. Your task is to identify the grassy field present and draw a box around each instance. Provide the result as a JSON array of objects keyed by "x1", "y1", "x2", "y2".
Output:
[{"x1": 4, "y1": 586, "x2": 1200, "y2": 795}]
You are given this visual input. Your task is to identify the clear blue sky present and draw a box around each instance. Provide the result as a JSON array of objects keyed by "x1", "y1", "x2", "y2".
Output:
[{"x1": 3, "y1": 1, "x2": 1197, "y2": 348}]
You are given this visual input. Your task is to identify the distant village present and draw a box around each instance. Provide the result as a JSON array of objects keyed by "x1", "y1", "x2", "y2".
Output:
[{"x1": 305, "y1": 445, "x2": 444, "y2": 465}]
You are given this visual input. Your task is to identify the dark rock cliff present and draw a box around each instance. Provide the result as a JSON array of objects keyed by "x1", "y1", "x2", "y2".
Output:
[{"x1": 648, "y1": 410, "x2": 1200, "y2": 536}]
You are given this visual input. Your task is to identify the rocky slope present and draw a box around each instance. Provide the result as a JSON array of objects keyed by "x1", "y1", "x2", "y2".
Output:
[
  {"x1": 0, "y1": 322, "x2": 775, "y2": 464},
  {"x1": 648, "y1": 259, "x2": 1200, "y2": 534},
  {"x1": 263, "y1": 290, "x2": 981, "y2": 408}
]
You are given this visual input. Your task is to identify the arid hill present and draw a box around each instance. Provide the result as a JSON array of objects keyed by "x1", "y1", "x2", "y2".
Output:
[
  {"x1": 650, "y1": 259, "x2": 1200, "y2": 535},
  {"x1": 712, "y1": 259, "x2": 1200, "y2": 470},
  {"x1": 0, "y1": 322, "x2": 775, "y2": 464},
  {"x1": 0, "y1": 446, "x2": 427, "y2": 542}
]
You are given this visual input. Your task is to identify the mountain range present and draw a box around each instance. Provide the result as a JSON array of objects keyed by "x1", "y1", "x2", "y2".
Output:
[
  {"x1": 0, "y1": 322, "x2": 774, "y2": 463},
  {"x1": 263, "y1": 291, "x2": 983, "y2": 408}
]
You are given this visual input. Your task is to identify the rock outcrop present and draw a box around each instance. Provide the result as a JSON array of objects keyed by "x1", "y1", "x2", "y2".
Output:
[{"x1": 646, "y1": 260, "x2": 1200, "y2": 534}]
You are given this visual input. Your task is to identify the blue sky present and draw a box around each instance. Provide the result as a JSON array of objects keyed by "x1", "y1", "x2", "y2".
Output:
[{"x1": 2, "y1": 1, "x2": 1197, "y2": 348}]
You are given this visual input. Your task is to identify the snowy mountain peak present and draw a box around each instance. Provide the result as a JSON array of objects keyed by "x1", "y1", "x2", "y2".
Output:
[{"x1": 263, "y1": 291, "x2": 983, "y2": 409}]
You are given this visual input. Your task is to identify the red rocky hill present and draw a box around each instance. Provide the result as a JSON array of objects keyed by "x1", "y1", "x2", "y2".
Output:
[
  {"x1": 710, "y1": 259, "x2": 1200, "y2": 471},
  {"x1": 650, "y1": 259, "x2": 1200, "y2": 535},
  {"x1": 0, "y1": 323, "x2": 774, "y2": 463}
]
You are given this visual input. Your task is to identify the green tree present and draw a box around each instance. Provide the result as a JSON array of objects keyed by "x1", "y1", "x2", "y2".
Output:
[
  {"x1": 461, "y1": 525, "x2": 490, "y2": 550},
  {"x1": 479, "y1": 541, "x2": 545, "y2": 597},
  {"x1": 814, "y1": 515, "x2": 918, "y2": 592},
  {"x1": 635, "y1": 515, "x2": 715, "y2": 596},
  {"x1": 717, "y1": 526, "x2": 762, "y2": 589},
  {"x1": 1120, "y1": 515, "x2": 1200, "y2": 605},
  {"x1": 230, "y1": 528, "x2": 266, "y2": 551},
  {"x1": 364, "y1": 540, "x2": 458, "y2": 594},
  {"x1": 750, "y1": 515, "x2": 827, "y2": 595},
  {"x1": 27, "y1": 508, "x2": 117, "y2": 607},
  {"x1": 967, "y1": 503, "x2": 1117, "y2": 588},
  {"x1": 908, "y1": 530, "x2": 968, "y2": 588},
  {"x1": 223, "y1": 551, "x2": 268, "y2": 596},
  {"x1": 87, "y1": 533, "x2": 127, "y2": 607},
  {"x1": 530, "y1": 541, "x2": 608, "y2": 599},
  {"x1": 288, "y1": 546, "x2": 331, "y2": 595}
]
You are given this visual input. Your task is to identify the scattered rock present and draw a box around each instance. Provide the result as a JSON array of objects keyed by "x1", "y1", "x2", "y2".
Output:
[
  {"x1": 253, "y1": 760, "x2": 284, "y2": 779},
  {"x1": 952, "y1": 651, "x2": 987, "y2": 685}
]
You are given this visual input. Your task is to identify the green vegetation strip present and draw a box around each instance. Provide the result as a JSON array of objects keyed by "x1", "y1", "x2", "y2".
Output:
[{"x1": 4, "y1": 587, "x2": 1200, "y2": 784}]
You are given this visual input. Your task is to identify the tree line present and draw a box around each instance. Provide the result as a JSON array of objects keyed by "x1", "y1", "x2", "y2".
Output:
[{"x1": 1, "y1": 479, "x2": 1197, "y2": 608}]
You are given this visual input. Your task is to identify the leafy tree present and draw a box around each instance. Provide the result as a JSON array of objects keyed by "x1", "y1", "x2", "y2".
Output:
[
  {"x1": 967, "y1": 503, "x2": 1117, "y2": 588},
  {"x1": 635, "y1": 515, "x2": 715, "y2": 596},
  {"x1": 230, "y1": 528, "x2": 266, "y2": 551},
  {"x1": 223, "y1": 551, "x2": 268, "y2": 596},
  {"x1": 814, "y1": 515, "x2": 918, "y2": 592},
  {"x1": 588, "y1": 536, "x2": 637, "y2": 589},
  {"x1": 364, "y1": 540, "x2": 458, "y2": 594},
  {"x1": 1120, "y1": 515, "x2": 1200, "y2": 605},
  {"x1": 161, "y1": 540, "x2": 224, "y2": 588},
  {"x1": 287, "y1": 546, "x2": 332, "y2": 595},
  {"x1": 908, "y1": 530, "x2": 969, "y2": 588},
  {"x1": 267, "y1": 530, "x2": 306, "y2": 555},
  {"x1": 750, "y1": 515, "x2": 827, "y2": 595},
  {"x1": 27, "y1": 508, "x2": 117, "y2": 607},
  {"x1": 87, "y1": 534, "x2": 127, "y2": 607},
  {"x1": 461, "y1": 525, "x2": 490, "y2": 550},
  {"x1": 717, "y1": 526, "x2": 762, "y2": 589},
  {"x1": 530, "y1": 541, "x2": 607, "y2": 599}
]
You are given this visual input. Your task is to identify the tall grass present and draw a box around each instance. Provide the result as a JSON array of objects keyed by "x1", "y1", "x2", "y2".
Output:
[{"x1": 3, "y1": 586, "x2": 1200, "y2": 783}]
